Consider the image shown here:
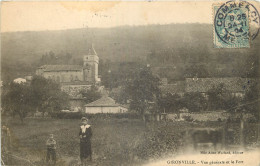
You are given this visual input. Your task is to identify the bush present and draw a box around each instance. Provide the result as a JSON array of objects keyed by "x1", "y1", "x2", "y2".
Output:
[
  {"x1": 134, "y1": 123, "x2": 184, "y2": 160},
  {"x1": 50, "y1": 112, "x2": 141, "y2": 119},
  {"x1": 50, "y1": 111, "x2": 84, "y2": 119},
  {"x1": 247, "y1": 116, "x2": 258, "y2": 123},
  {"x1": 182, "y1": 115, "x2": 193, "y2": 122},
  {"x1": 182, "y1": 92, "x2": 207, "y2": 112}
]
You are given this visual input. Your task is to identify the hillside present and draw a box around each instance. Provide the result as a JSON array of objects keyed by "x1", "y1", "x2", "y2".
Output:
[{"x1": 1, "y1": 23, "x2": 260, "y2": 82}]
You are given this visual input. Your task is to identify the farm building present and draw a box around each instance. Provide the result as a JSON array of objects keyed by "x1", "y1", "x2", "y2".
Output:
[{"x1": 84, "y1": 96, "x2": 128, "y2": 114}]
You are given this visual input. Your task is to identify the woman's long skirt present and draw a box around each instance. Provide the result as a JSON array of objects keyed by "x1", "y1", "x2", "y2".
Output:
[{"x1": 80, "y1": 140, "x2": 92, "y2": 159}]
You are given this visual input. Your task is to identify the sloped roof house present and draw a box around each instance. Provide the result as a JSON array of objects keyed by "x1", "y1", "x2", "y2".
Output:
[{"x1": 84, "y1": 96, "x2": 128, "y2": 114}]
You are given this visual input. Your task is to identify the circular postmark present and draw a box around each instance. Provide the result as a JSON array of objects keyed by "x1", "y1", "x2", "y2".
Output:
[
  {"x1": 214, "y1": 1, "x2": 260, "y2": 45},
  {"x1": 248, "y1": 2, "x2": 260, "y2": 40}
]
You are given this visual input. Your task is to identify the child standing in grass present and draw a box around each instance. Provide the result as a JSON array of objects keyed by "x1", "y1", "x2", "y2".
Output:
[{"x1": 46, "y1": 134, "x2": 56, "y2": 165}]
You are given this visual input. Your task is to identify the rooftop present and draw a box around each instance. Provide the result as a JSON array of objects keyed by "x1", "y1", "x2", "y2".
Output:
[
  {"x1": 85, "y1": 96, "x2": 119, "y2": 107},
  {"x1": 185, "y1": 77, "x2": 258, "y2": 93},
  {"x1": 160, "y1": 81, "x2": 185, "y2": 94},
  {"x1": 38, "y1": 65, "x2": 83, "y2": 72}
]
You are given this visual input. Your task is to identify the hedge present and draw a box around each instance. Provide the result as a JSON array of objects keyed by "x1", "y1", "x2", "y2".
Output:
[{"x1": 50, "y1": 112, "x2": 141, "y2": 119}]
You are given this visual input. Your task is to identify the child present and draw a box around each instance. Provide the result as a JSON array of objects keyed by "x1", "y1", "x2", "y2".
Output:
[{"x1": 46, "y1": 134, "x2": 56, "y2": 165}]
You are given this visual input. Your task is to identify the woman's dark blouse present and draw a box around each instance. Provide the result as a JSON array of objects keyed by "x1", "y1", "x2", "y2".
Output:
[{"x1": 79, "y1": 125, "x2": 92, "y2": 142}]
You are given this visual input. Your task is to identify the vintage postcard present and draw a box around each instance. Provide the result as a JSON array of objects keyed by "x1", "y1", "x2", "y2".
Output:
[{"x1": 1, "y1": 1, "x2": 260, "y2": 166}]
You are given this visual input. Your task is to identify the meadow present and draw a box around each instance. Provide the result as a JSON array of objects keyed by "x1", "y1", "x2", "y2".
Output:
[{"x1": 2, "y1": 116, "x2": 258, "y2": 166}]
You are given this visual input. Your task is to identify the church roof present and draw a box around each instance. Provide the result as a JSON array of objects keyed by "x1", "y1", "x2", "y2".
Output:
[
  {"x1": 85, "y1": 96, "x2": 119, "y2": 107},
  {"x1": 38, "y1": 65, "x2": 83, "y2": 72}
]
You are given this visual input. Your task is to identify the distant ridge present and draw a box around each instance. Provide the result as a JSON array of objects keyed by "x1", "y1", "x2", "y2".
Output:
[
  {"x1": 1, "y1": 23, "x2": 259, "y2": 82},
  {"x1": 2, "y1": 23, "x2": 214, "y2": 63}
]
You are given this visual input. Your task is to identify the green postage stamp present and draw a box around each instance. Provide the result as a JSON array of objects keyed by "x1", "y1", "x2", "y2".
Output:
[{"x1": 213, "y1": 1, "x2": 259, "y2": 48}]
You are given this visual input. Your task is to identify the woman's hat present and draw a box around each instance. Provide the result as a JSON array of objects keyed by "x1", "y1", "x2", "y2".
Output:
[{"x1": 81, "y1": 117, "x2": 88, "y2": 121}]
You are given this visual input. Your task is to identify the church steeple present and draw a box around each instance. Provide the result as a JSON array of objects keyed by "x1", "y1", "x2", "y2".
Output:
[
  {"x1": 83, "y1": 44, "x2": 100, "y2": 83},
  {"x1": 88, "y1": 44, "x2": 97, "y2": 55}
]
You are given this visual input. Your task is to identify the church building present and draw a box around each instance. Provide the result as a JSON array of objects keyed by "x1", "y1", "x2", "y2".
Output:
[{"x1": 36, "y1": 46, "x2": 100, "y2": 84}]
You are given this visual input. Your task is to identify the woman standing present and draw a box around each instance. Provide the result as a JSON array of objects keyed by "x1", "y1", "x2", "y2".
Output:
[{"x1": 79, "y1": 117, "x2": 92, "y2": 166}]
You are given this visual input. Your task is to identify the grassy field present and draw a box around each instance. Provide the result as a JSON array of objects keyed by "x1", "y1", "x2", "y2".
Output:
[
  {"x1": 1, "y1": 116, "x2": 258, "y2": 166},
  {"x1": 1, "y1": 116, "x2": 187, "y2": 166}
]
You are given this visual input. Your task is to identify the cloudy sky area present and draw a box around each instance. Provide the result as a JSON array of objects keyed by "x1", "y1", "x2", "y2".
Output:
[{"x1": 1, "y1": 1, "x2": 259, "y2": 32}]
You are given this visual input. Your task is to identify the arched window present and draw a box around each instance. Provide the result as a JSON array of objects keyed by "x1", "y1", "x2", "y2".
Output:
[{"x1": 70, "y1": 75, "x2": 73, "y2": 82}]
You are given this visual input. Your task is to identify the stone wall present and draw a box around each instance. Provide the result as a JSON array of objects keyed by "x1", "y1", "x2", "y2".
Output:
[
  {"x1": 180, "y1": 112, "x2": 227, "y2": 121},
  {"x1": 167, "y1": 111, "x2": 254, "y2": 122}
]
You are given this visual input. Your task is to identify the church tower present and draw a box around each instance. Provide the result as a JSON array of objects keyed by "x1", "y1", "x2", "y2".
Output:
[{"x1": 83, "y1": 44, "x2": 100, "y2": 83}]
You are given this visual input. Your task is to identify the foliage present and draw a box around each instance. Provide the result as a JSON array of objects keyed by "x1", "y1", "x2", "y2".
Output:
[
  {"x1": 207, "y1": 83, "x2": 235, "y2": 110},
  {"x1": 2, "y1": 24, "x2": 259, "y2": 85},
  {"x1": 50, "y1": 112, "x2": 140, "y2": 119},
  {"x1": 158, "y1": 93, "x2": 182, "y2": 113},
  {"x1": 39, "y1": 51, "x2": 74, "y2": 65},
  {"x1": 99, "y1": 60, "x2": 145, "y2": 89},
  {"x1": 182, "y1": 115, "x2": 194, "y2": 122},
  {"x1": 124, "y1": 67, "x2": 161, "y2": 115},
  {"x1": 80, "y1": 85, "x2": 102, "y2": 104},
  {"x1": 182, "y1": 92, "x2": 207, "y2": 112},
  {"x1": 134, "y1": 122, "x2": 186, "y2": 160},
  {"x1": 241, "y1": 80, "x2": 259, "y2": 119},
  {"x1": 1, "y1": 82, "x2": 34, "y2": 122},
  {"x1": 109, "y1": 86, "x2": 128, "y2": 104},
  {"x1": 2, "y1": 76, "x2": 70, "y2": 122},
  {"x1": 31, "y1": 76, "x2": 70, "y2": 115}
]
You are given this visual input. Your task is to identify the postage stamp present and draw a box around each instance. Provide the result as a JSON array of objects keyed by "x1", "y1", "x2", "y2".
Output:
[{"x1": 213, "y1": 1, "x2": 260, "y2": 48}]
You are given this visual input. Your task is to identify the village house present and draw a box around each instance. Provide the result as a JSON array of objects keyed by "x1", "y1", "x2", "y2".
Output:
[
  {"x1": 185, "y1": 77, "x2": 256, "y2": 97},
  {"x1": 85, "y1": 96, "x2": 128, "y2": 114},
  {"x1": 160, "y1": 77, "x2": 259, "y2": 121},
  {"x1": 159, "y1": 79, "x2": 185, "y2": 97},
  {"x1": 160, "y1": 77, "x2": 257, "y2": 98}
]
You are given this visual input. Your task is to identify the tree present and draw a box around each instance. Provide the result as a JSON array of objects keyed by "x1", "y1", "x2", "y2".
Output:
[
  {"x1": 2, "y1": 82, "x2": 34, "y2": 123},
  {"x1": 31, "y1": 76, "x2": 69, "y2": 116},
  {"x1": 125, "y1": 67, "x2": 160, "y2": 117},
  {"x1": 182, "y1": 92, "x2": 207, "y2": 112},
  {"x1": 80, "y1": 85, "x2": 102, "y2": 104},
  {"x1": 242, "y1": 80, "x2": 259, "y2": 118},
  {"x1": 109, "y1": 86, "x2": 128, "y2": 104},
  {"x1": 158, "y1": 93, "x2": 182, "y2": 113},
  {"x1": 207, "y1": 84, "x2": 232, "y2": 110}
]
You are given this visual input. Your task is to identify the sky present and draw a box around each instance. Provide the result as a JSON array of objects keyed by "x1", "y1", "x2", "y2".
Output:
[{"x1": 1, "y1": 1, "x2": 259, "y2": 32}]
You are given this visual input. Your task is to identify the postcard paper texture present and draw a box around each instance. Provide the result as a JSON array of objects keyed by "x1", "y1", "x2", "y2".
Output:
[{"x1": 1, "y1": 1, "x2": 260, "y2": 166}]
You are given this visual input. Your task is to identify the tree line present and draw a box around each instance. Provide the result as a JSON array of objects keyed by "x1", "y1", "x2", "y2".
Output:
[
  {"x1": 113, "y1": 66, "x2": 259, "y2": 120},
  {"x1": 1, "y1": 64, "x2": 258, "y2": 123}
]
